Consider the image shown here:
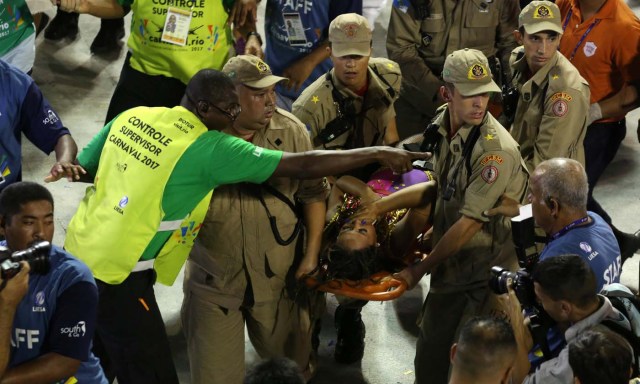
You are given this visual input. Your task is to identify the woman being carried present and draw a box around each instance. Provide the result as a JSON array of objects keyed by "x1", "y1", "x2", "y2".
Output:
[{"x1": 317, "y1": 168, "x2": 436, "y2": 284}]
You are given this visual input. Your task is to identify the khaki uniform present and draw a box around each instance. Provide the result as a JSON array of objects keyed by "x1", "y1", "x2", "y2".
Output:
[
  {"x1": 292, "y1": 58, "x2": 401, "y2": 150},
  {"x1": 510, "y1": 48, "x2": 590, "y2": 172},
  {"x1": 415, "y1": 106, "x2": 529, "y2": 384},
  {"x1": 387, "y1": 0, "x2": 519, "y2": 138},
  {"x1": 182, "y1": 109, "x2": 329, "y2": 384}
]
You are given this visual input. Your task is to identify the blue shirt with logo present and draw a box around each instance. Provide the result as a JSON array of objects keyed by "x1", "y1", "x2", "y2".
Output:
[
  {"x1": 0, "y1": 60, "x2": 69, "y2": 190},
  {"x1": 540, "y1": 211, "x2": 621, "y2": 291},
  {"x1": 529, "y1": 212, "x2": 621, "y2": 369},
  {"x1": 7, "y1": 243, "x2": 107, "y2": 383},
  {"x1": 264, "y1": 0, "x2": 362, "y2": 101}
]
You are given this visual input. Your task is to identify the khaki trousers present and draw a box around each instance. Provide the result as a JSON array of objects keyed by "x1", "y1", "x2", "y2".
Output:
[
  {"x1": 414, "y1": 287, "x2": 505, "y2": 384},
  {"x1": 181, "y1": 288, "x2": 313, "y2": 384}
]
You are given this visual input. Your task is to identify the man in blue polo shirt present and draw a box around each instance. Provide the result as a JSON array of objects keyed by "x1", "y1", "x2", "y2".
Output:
[
  {"x1": 0, "y1": 60, "x2": 82, "y2": 188},
  {"x1": 0, "y1": 182, "x2": 106, "y2": 383}
]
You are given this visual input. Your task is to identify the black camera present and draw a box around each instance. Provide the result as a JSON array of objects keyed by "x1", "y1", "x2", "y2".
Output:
[
  {"x1": 489, "y1": 207, "x2": 557, "y2": 359},
  {"x1": 0, "y1": 241, "x2": 51, "y2": 279},
  {"x1": 501, "y1": 84, "x2": 520, "y2": 126},
  {"x1": 316, "y1": 114, "x2": 354, "y2": 146},
  {"x1": 489, "y1": 266, "x2": 537, "y2": 308},
  {"x1": 489, "y1": 208, "x2": 539, "y2": 305}
]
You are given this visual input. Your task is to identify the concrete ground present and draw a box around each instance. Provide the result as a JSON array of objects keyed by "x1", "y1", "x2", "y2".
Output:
[{"x1": 23, "y1": 1, "x2": 640, "y2": 383}]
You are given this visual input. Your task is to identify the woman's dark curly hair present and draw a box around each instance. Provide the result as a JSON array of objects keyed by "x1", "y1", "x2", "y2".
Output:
[{"x1": 319, "y1": 243, "x2": 405, "y2": 281}]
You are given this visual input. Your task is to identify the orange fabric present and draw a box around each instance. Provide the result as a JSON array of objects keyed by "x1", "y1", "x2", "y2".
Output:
[{"x1": 557, "y1": 0, "x2": 640, "y2": 121}]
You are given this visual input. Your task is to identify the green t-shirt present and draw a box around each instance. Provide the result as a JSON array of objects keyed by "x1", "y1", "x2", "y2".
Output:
[
  {"x1": 78, "y1": 116, "x2": 283, "y2": 260},
  {"x1": 0, "y1": 1, "x2": 34, "y2": 56},
  {"x1": 117, "y1": 0, "x2": 232, "y2": 84}
]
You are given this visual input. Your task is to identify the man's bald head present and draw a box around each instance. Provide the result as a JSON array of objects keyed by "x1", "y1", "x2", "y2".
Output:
[
  {"x1": 450, "y1": 317, "x2": 516, "y2": 384},
  {"x1": 185, "y1": 69, "x2": 237, "y2": 106},
  {"x1": 532, "y1": 158, "x2": 588, "y2": 211}
]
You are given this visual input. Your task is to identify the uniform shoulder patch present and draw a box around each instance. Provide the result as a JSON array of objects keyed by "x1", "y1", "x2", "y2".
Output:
[
  {"x1": 550, "y1": 92, "x2": 572, "y2": 117},
  {"x1": 480, "y1": 154, "x2": 503, "y2": 165},
  {"x1": 481, "y1": 165, "x2": 499, "y2": 184}
]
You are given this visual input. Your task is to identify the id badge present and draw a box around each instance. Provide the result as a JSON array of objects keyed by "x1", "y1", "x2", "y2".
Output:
[
  {"x1": 283, "y1": 13, "x2": 308, "y2": 46},
  {"x1": 161, "y1": 7, "x2": 192, "y2": 46}
]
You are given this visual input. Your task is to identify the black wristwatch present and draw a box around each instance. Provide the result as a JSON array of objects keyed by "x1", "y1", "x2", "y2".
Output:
[{"x1": 246, "y1": 31, "x2": 263, "y2": 45}]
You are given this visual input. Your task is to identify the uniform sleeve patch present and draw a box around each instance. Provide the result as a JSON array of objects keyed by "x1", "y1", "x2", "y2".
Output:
[
  {"x1": 480, "y1": 154, "x2": 503, "y2": 165},
  {"x1": 481, "y1": 165, "x2": 499, "y2": 183},
  {"x1": 550, "y1": 92, "x2": 573, "y2": 102},
  {"x1": 552, "y1": 99, "x2": 569, "y2": 117}
]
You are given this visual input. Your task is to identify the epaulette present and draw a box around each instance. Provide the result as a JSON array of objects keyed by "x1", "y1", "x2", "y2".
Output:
[
  {"x1": 478, "y1": 119, "x2": 506, "y2": 151},
  {"x1": 369, "y1": 58, "x2": 402, "y2": 97},
  {"x1": 509, "y1": 47, "x2": 525, "y2": 67},
  {"x1": 435, "y1": 103, "x2": 448, "y2": 115}
]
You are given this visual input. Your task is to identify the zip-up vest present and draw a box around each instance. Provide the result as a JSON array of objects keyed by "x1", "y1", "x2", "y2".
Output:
[{"x1": 65, "y1": 106, "x2": 211, "y2": 285}]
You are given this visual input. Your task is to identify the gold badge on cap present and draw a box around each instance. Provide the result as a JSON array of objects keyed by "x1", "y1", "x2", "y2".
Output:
[
  {"x1": 467, "y1": 63, "x2": 488, "y2": 80},
  {"x1": 255, "y1": 60, "x2": 269, "y2": 74},
  {"x1": 533, "y1": 5, "x2": 553, "y2": 18},
  {"x1": 342, "y1": 23, "x2": 359, "y2": 38}
]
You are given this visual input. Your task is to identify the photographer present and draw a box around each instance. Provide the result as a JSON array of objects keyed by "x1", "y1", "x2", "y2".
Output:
[
  {"x1": 0, "y1": 182, "x2": 106, "y2": 383},
  {"x1": 0, "y1": 263, "x2": 29, "y2": 378},
  {"x1": 487, "y1": 158, "x2": 621, "y2": 290},
  {"x1": 505, "y1": 255, "x2": 630, "y2": 384}
]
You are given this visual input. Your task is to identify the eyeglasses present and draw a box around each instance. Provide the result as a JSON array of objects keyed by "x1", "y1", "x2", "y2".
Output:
[
  {"x1": 185, "y1": 93, "x2": 242, "y2": 121},
  {"x1": 209, "y1": 102, "x2": 242, "y2": 121}
]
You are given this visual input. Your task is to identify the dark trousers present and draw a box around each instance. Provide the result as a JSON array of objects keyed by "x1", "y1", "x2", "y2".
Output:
[
  {"x1": 93, "y1": 270, "x2": 179, "y2": 384},
  {"x1": 105, "y1": 53, "x2": 187, "y2": 124},
  {"x1": 583, "y1": 119, "x2": 627, "y2": 224}
]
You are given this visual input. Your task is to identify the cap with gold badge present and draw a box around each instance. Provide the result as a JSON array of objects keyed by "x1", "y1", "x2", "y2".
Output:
[
  {"x1": 519, "y1": 1, "x2": 563, "y2": 35},
  {"x1": 442, "y1": 49, "x2": 501, "y2": 96},
  {"x1": 328, "y1": 13, "x2": 372, "y2": 57},
  {"x1": 222, "y1": 55, "x2": 287, "y2": 88}
]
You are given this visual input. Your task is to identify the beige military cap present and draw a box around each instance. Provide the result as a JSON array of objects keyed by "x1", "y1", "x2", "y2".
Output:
[
  {"x1": 442, "y1": 49, "x2": 501, "y2": 96},
  {"x1": 222, "y1": 55, "x2": 287, "y2": 88},
  {"x1": 328, "y1": 13, "x2": 372, "y2": 57},
  {"x1": 519, "y1": 1, "x2": 564, "y2": 35}
]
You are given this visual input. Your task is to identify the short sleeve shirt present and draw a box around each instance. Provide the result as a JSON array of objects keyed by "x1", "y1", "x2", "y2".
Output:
[
  {"x1": 0, "y1": 60, "x2": 69, "y2": 190},
  {"x1": 8, "y1": 244, "x2": 107, "y2": 383},
  {"x1": 540, "y1": 212, "x2": 621, "y2": 291},
  {"x1": 78, "y1": 111, "x2": 283, "y2": 260},
  {"x1": 429, "y1": 108, "x2": 529, "y2": 292}
]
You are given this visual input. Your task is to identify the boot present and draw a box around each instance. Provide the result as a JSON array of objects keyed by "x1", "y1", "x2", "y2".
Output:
[
  {"x1": 334, "y1": 305, "x2": 365, "y2": 364},
  {"x1": 90, "y1": 17, "x2": 125, "y2": 54},
  {"x1": 44, "y1": 9, "x2": 79, "y2": 41}
]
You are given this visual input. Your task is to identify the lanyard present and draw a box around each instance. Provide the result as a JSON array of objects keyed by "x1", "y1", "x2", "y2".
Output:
[
  {"x1": 550, "y1": 216, "x2": 589, "y2": 240},
  {"x1": 562, "y1": 9, "x2": 601, "y2": 61}
]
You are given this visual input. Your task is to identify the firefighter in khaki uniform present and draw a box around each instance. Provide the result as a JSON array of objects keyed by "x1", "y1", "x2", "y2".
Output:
[
  {"x1": 386, "y1": 0, "x2": 520, "y2": 139},
  {"x1": 293, "y1": 13, "x2": 401, "y2": 152},
  {"x1": 292, "y1": 13, "x2": 401, "y2": 364},
  {"x1": 395, "y1": 49, "x2": 529, "y2": 384},
  {"x1": 508, "y1": 1, "x2": 590, "y2": 172},
  {"x1": 181, "y1": 56, "x2": 329, "y2": 384}
]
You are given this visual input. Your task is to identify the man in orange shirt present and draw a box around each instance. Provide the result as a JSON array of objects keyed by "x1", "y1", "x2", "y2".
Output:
[{"x1": 556, "y1": 0, "x2": 640, "y2": 260}]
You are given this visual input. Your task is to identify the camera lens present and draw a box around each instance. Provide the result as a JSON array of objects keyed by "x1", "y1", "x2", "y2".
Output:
[{"x1": 488, "y1": 266, "x2": 515, "y2": 295}]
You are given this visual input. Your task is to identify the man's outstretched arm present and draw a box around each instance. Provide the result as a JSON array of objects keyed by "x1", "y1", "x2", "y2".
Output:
[{"x1": 273, "y1": 146, "x2": 430, "y2": 179}]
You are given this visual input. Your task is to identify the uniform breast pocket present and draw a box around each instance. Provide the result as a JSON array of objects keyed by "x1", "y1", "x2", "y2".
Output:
[
  {"x1": 465, "y1": 1, "x2": 499, "y2": 29},
  {"x1": 419, "y1": 17, "x2": 447, "y2": 55}
]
